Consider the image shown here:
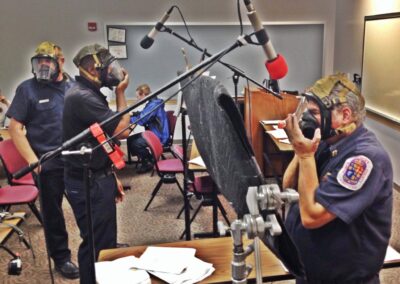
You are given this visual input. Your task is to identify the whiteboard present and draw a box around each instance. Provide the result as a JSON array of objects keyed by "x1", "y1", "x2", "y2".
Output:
[
  {"x1": 106, "y1": 23, "x2": 324, "y2": 100},
  {"x1": 362, "y1": 13, "x2": 400, "y2": 124}
]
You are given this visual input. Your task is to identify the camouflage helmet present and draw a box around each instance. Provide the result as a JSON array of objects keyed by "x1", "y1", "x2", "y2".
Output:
[
  {"x1": 73, "y1": 43, "x2": 111, "y2": 68},
  {"x1": 34, "y1": 41, "x2": 63, "y2": 59},
  {"x1": 305, "y1": 72, "x2": 363, "y2": 109}
]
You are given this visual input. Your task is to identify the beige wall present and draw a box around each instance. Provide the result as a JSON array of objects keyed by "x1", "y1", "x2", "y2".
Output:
[{"x1": 334, "y1": 0, "x2": 400, "y2": 184}]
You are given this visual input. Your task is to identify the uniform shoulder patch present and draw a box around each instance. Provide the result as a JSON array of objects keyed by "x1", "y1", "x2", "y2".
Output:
[{"x1": 337, "y1": 155, "x2": 373, "y2": 191}]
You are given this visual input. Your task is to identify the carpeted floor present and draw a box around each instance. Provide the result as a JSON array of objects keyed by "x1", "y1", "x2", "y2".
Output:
[
  {"x1": 0, "y1": 163, "x2": 239, "y2": 284},
  {"x1": 1, "y1": 162, "x2": 400, "y2": 283}
]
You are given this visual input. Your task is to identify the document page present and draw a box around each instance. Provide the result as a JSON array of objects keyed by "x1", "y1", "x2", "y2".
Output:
[{"x1": 135, "y1": 247, "x2": 196, "y2": 274}]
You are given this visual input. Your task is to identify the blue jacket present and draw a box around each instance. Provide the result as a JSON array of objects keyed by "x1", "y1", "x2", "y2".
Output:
[{"x1": 131, "y1": 97, "x2": 170, "y2": 145}]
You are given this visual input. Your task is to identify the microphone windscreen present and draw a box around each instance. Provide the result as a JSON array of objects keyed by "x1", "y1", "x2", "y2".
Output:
[
  {"x1": 140, "y1": 36, "x2": 154, "y2": 49},
  {"x1": 265, "y1": 54, "x2": 288, "y2": 80}
]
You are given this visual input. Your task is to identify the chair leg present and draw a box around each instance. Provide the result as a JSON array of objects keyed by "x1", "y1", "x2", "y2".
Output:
[
  {"x1": 176, "y1": 204, "x2": 185, "y2": 219},
  {"x1": 144, "y1": 179, "x2": 163, "y2": 211},
  {"x1": 179, "y1": 201, "x2": 203, "y2": 239},
  {"x1": 175, "y1": 180, "x2": 194, "y2": 211},
  {"x1": 217, "y1": 198, "x2": 230, "y2": 225},
  {"x1": 28, "y1": 202, "x2": 43, "y2": 225}
]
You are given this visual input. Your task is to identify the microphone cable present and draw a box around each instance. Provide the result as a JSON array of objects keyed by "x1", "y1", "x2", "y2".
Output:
[
  {"x1": 173, "y1": 5, "x2": 199, "y2": 49},
  {"x1": 237, "y1": 0, "x2": 244, "y2": 36}
]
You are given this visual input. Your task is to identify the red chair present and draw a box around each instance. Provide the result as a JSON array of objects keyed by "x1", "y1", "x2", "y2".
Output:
[
  {"x1": 0, "y1": 139, "x2": 42, "y2": 224},
  {"x1": 163, "y1": 110, "x2": 177, "y2": 153},
  {"x1": 170, "y1": 145, "x2": 230, "y2": 238},
  {"x1": 0, "y1": 185, "x2": 42, "y2": 224},
  {"x1": 178, "y1": 175, "x2": 230, "y2": 239},
  {"x1": 142, "y1": 131, "x2": 186, "y2": 211},
  {"x1": 0, "y1": 139, "x2": 35, "y2": 186}
]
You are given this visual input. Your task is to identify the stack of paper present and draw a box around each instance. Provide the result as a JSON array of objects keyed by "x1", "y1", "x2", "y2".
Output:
[
  {"x1": 95, "y1": 256, "x2": 150, "y2": 284},
  {"x1": 95, "y1": 247, "x2": 215, "y2": 284},
  {"x1": 134, "y1": 247, "x2": 215, "y2": 284}
]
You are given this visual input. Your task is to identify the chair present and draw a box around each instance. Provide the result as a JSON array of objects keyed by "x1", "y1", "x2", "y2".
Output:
[
  {"x1": 0, "y1": 185, "x2": 42, "y2": 224},
  {"x1": 170, "y1": 145, "x2": 230, "y2": 239},
  {"x1": 178, "y1": 175, "x2": 230, "y2": 239},
  {"x1": 127, "y1": 110, "x2": 177, "y2": 163},
  {"x1": 0, "y1": 139, "x2": 35, "y2": 186},
  {"x1": 163, "y1": 110, "x2": 177, "y2": 153},
  {"x1": 0, "y1": 139, "x2": 42, "y2": 224},
  {"x1": 141, "y1": 131, "x2": 185, "y2": 211}
]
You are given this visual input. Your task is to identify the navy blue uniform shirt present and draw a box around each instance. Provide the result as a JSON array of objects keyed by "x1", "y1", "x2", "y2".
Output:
[
  {"x1": 63, "y1": 76, "x2": 121, "y2": 173},
  {"x1": 6, "y1": 78, "x2": 69, "y2": 171},
  {"x1": 285, "y1": 125, "x2": 393, "y2": 283}
]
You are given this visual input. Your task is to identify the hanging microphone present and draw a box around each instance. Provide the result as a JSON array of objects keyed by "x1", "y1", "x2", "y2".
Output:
[
  {"x1": 243, "y1": 0, "x2": 288, "y2": 80},
  {"x1": 140, "y1": 6, "x2": 174, "y2": 49}
]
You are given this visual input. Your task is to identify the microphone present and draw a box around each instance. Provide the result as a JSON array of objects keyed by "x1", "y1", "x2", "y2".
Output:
[
  {"x1": 243, "y1": 0, "x2": 288, "y2": 80},
  {"x1": 140, "y1": 6, "x2": 174, "y2": 49}
]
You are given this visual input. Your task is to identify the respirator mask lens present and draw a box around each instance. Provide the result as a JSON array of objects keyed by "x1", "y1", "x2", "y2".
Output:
[
  {"x1": 299, "y1": 110, "x2": 319, "y2": 139},
  {"x1": 102, "y1": 59, "x2": 124, "y2": 87},
  {"x1": 31, "y1": 57, "x2": 58, "y2": 82}
]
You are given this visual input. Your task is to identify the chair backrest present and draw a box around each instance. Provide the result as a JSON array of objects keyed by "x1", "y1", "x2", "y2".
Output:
[
  {"x1": 142, "y1": 131, "x2": 164, "y2": 161},
  {"x1": 166, "y1": 110, "x2": 177, "y2": 145},
  {"x1": 0, "y1": 139, "x2": 32, "y2": 183}
]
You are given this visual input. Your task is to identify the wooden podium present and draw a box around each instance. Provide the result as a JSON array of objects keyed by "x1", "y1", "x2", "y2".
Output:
[{"x1": 244, "y1": 88, "x2": 298, "y2": 176}]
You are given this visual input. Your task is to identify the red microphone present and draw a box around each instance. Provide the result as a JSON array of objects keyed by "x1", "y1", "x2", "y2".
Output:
[{"x1": 243, "y1": 0, "x2": 288, "y2": 80}]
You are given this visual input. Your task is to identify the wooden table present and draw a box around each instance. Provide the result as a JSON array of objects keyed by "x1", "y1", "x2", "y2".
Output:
[{"x1": 99, "y1": 237, "x2": 293, "y2": 283}]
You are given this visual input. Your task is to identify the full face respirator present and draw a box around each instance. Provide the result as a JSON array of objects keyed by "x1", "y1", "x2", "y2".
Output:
[
  {"x1": 298, "y1": 73, "x2": 363, "y2": 140},
  {"x1": 73, "y1": 44, "x2": 124, "y2": 89},
  {"x1": 31, "y1": 41, "x2": 61, "y2": 83}
]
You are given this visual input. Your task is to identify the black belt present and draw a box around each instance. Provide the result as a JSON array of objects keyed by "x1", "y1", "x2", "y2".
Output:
[{"x1": 90, "y1": 167, "x2": 114, "y2": 180}]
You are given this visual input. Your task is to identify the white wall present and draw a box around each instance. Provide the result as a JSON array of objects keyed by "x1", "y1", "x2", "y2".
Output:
[
  {"x1": 334, "y1": 0, "x2": 400, "y2": 185},
  {"x1": 0, "y1": 0, "x2": 336, "y2": 99}
]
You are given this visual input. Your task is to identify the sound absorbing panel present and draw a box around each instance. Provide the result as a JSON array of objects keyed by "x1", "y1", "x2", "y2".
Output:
[{"x1": 183, "y1": 76, "x2": 304, "y2": 277}]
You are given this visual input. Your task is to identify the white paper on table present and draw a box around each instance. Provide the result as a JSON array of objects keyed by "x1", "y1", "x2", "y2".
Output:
[
  {"x1": 279, "y1": 138, "x2": 291, "y2": 144},
  {"x1": 385, "y1": 245, "x2": 400, "y2": 262},
  {"x1": 261, "y1": 120, "x2": 281, "y2": 125},
  {"x1": 267, "y1": 129, "x2": 288, "y2": 139},
  {"x1": 135, "y1": 247, "x2": 196, "y2": 274},
  {"x1": 189, "y1": 156, "x2": 206, "y2": 168},
  {"x1": 95, "y1": 256, "x2": 150, "y2": 284},
  {"x1": 149, "y1": 256, "x2": 215, "y2": 284}
]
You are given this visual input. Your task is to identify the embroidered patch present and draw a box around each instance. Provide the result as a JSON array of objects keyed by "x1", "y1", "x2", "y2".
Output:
[{"x1": 337, "y1": 155, "x2": 373, "y2": 191}]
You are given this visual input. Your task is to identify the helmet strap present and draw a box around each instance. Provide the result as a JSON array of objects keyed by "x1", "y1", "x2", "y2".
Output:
[{"x1": 79, "y1": 66, "x2": 102, "y2": 86}]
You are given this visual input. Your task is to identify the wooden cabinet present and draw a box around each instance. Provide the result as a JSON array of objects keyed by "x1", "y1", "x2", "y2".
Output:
[{"x1": 244, "y1": 88, "x2": 298, "y2": 176}]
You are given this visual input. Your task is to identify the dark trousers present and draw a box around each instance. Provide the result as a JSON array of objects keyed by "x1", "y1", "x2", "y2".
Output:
[
  {"x1": 65, "y1": 173, "x2": 117, "y2": 284},
  {"x1": 296, "y1": 273, "x2": 380, "y2": 284},
  {"x1": 127, "y1": 133, "x2": 152, "y2": 160},
  {"x1": 38, "y1": 169, "x2": 71, "y2": 265}
]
